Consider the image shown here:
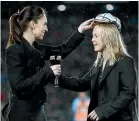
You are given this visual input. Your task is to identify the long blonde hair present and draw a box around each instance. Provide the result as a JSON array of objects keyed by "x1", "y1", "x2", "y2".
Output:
[{"x1": 93, "y1": 23, "x2": 130, "y2": 67}]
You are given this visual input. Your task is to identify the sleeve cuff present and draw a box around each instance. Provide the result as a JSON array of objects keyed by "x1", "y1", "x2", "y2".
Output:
[
  {"x1": 42, "y1": 61, "x2": 55, "y2": 85},
  {"x1": 59, "y1": 74, "x2": 67, "y2": 85},
  {"x1": 77, "y1": 29, "x2": 85, "y2": 37}
]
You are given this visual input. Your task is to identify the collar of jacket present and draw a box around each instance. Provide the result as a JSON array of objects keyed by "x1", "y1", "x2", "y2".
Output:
[
  {"x1": 21, "y1": 36, "x2": 39, "y2": 57},
  {"x1": 91, "y1": 58, "x2": 122, "y2": 89},
  {"x1": 99, "y1": 58, "x2": 122, "y2": 88}
]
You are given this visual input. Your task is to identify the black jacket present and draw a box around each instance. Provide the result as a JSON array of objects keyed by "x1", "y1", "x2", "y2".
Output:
[
  {"x1": 5, "y1": 30, "x2": 85, "y2": 103},
  {"x1": 59, "y1": 56, "x2": 137, "y2": 121}
]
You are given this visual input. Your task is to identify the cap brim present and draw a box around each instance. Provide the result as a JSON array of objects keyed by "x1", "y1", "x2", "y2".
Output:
[{"x1": 94, "y1": 19, "x2": 110, "y2": 23}]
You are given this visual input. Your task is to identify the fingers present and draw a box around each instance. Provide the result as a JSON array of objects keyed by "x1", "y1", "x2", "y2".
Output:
[
  {"x1": 51, "y1": 65, "x2": 61, "y2": 69},
  {"x1": 84, "y1": 18, "x2": 94, "y2": 24},
  {"x1": 88, "y1": 110, "x2": 99, "y2": 121},
  {"x1": 96, "y1": 117, "x2": 99, "y2": 121},
  {"x1": 50, "y1": 65, "x2": 61, "y2": 75},
  {"x1": 88, "y1": 110, "x2": 96, "y2": 119},
  {"x1": 78, "y1": 18, "x2": 95, "y2": 33},
  {"x1": 88, "y1": 110, "x2": 94, "y2": 118},
  {"x1": 91, "y1": 114, "x2": 97, "y2": 120}
]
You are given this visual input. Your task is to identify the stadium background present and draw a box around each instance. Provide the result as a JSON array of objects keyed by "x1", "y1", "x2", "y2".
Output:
[{"x1": 1, "y1": 1, "x2": 138, "y2": 121}]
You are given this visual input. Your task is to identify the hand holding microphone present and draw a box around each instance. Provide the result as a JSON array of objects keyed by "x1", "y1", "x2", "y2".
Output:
[
  {"x1": 49, "y1": 50, "x2": 61, "y2": 87},
  {"x1": 51, "y1": 65, "x2": 61, "y2": 76}
]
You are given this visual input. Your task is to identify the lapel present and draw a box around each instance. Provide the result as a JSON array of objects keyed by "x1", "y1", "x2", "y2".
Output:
[
  {"x1": 91, "y1": 67, "x2": 100, "y2": 89},
  {"x1": 22, "y1": 37, "x2": 41, "y2": 64},
  {"x1": 99, "y1": 59, "x2": 120, "y2": 86},
  {"x1": 21, "y1": 37, "x2": 33, "y2": 58}
]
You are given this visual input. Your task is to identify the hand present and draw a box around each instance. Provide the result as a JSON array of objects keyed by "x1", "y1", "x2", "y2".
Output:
[
  {"x1": 50, "y1": 64, "x2": 61, "y2": 76},
  {"x1": 88, "y1": 110, "x2": 99, "y2": 121},
  {"x1": 78, "y1": 18, "x2": 94, "y2": 33}
]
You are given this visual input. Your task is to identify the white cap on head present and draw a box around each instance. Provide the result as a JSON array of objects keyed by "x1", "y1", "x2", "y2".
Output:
[{"x1": 94, "y1": 13, "x2": 121, "y2": 31}]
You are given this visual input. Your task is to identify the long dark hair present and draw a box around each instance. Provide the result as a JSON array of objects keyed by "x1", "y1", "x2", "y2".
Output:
[{"x1": 6, "y1": 6, "x2": 46, "y2": 48}]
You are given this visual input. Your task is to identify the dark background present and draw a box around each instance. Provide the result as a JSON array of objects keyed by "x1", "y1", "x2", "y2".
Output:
[{"x1": 1, "y1": 1, "x2": 138, "y2": 121}]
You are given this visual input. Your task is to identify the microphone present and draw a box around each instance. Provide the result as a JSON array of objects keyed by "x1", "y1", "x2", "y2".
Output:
[{"x1": 49, "y1": 50, "x2": 61, "y2": 87}]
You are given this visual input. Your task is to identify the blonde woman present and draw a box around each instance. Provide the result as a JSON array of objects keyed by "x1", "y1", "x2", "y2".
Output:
[{"x1": 51, "y1": 13, "x2": 137, "y2": 121}]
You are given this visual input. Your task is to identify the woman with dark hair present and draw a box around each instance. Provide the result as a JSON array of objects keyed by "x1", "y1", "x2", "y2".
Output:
[
  {"x1": 53, "y1": 13, "x2": 137, "y2": 121},
  {"x1": 3, "y1": 6, "x2": 94, "y2": 121}
]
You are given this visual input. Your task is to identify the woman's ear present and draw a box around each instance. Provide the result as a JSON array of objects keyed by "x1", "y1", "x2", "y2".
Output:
[{"x1": 29, "y1": 20, "x2": 36, "y2": 30}]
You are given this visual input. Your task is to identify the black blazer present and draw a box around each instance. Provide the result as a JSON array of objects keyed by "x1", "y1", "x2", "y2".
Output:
[
  {"x1": 5, "y1": 30, "x2": 85, "y2": 102},
  {"x1": 59, "y1": 56, "x2": 137, "y2": 121}
]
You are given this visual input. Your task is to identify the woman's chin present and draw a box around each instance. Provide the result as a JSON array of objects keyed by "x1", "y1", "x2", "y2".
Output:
[
  {"x1": 94, "y1": 48, "x2": 99, "y2": 52},
  {"x1": 94, "y1": 48, "x2": 103, "y2": 52},
  {"x1": 36, "y1": 36, "x2": 44, "y2": 40}
]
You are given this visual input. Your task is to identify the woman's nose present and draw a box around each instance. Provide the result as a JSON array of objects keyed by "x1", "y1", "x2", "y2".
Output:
[
  {"x1": 45, "y1": 26, "x2": 48, "y2": 32},
  {"x1": 92, "y1": 38, "x2": 95, "y2": 42}
]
